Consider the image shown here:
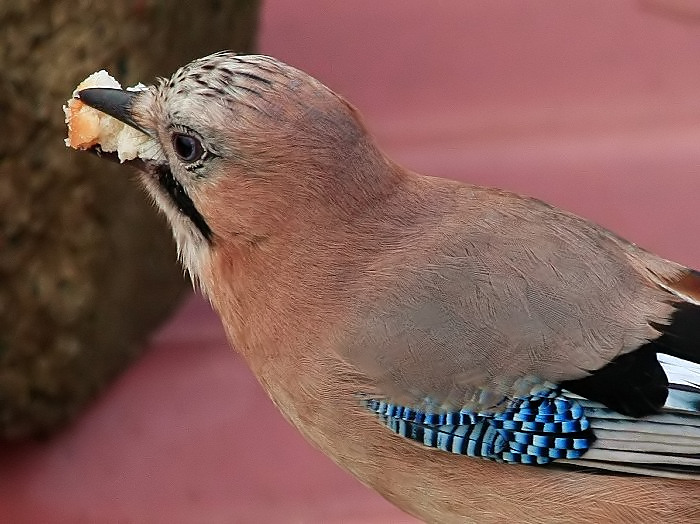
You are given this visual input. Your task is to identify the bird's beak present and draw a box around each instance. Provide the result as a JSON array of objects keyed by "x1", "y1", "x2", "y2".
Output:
[{"x1": 77, "y1": 88, "x2": 150, "y2": 136}]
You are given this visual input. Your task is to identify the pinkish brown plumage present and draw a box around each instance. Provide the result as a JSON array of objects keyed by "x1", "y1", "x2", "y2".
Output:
[{"x1": 71, "y1": 52, "x2": 700, "y2": 522}]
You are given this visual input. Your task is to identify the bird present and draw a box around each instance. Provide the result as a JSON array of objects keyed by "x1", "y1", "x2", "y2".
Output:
[{"x1": 73, "y1": 51, "x2": 700, "y2": 523}]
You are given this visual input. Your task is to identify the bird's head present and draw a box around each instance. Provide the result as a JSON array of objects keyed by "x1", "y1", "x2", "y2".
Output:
[{"x1": 77, "y1": 52, "x2": 392, "y2": 292}]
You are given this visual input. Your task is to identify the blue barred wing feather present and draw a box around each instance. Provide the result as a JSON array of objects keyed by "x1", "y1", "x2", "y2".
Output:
[{"x1": 365, "y1": 354, "x2": 700, "y2": 478}]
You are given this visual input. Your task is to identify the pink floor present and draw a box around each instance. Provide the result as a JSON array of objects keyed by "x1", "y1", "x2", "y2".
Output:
[{"x1": 3, "y1": 2, "x2": 700, "y2": 522}]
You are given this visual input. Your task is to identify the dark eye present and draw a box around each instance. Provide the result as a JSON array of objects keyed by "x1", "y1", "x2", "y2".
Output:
[{"x1": 172, "y1": 132, "x2": 205, "y2": 162}]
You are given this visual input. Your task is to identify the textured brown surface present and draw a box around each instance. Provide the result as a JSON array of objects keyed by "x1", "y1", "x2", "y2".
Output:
[{"x1": 0, "y1": 0, "x2": 260, "y2": 439}]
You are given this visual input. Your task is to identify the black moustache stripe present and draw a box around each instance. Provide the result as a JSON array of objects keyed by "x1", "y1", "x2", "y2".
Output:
[{"x1": 154, "y1": 164, "x2": 213, "y2": 242}]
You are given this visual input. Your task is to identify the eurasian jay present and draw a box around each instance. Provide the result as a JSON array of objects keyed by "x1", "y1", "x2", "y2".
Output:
[{"x1": 72, "y1": 52, "x2": 699, "y2": 523}]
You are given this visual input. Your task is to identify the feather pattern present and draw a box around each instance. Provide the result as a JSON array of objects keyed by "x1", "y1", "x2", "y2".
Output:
[
  {"x1": 365, "y1": 388, "x2": 595, "y2": 465},
  {"x1": 367, "y1": 352, "x2": 700, "y2": 478}
]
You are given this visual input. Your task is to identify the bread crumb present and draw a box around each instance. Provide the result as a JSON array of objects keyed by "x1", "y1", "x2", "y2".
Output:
[{"x1": 64, "y1": 71, "x2": 156, "y2": 162}]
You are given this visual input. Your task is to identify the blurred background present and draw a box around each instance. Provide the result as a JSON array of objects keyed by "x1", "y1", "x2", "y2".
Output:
[{"x1": 2, "y1": 0, "x2": 700, "y2": 522}]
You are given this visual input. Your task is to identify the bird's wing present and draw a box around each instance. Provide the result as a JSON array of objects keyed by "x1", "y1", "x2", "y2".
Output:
[
  {"x1": 336, "y1": 186, "x2": 700, "y2": 476},
  {"x1": 340, "y1": 187, "x2": 696, "y2": 412}
]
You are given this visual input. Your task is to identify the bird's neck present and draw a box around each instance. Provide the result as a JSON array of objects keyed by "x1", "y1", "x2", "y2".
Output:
[{"x1": 199, "y1": 165, "x2": 439, "y2": 360}]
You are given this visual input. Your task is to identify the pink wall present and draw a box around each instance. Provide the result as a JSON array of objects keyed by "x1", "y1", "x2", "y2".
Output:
[{"x1": 261, "y1": 0, "x2": 700, "y2": 268}]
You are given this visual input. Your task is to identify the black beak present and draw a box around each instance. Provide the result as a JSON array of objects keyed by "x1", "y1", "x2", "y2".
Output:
[{"x1": 77, "y1": 88, "x2": 150, "y2": 135}]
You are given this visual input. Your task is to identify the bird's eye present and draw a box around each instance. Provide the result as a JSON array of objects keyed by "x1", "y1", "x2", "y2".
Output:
[{"x1": 172, "y1": 132, "x2": 205, "y2": 163}]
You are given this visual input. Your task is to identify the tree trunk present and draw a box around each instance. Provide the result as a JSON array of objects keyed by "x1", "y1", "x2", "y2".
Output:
[{"x1": 0, "y1": 0, "x2": 260, "y2": 439}]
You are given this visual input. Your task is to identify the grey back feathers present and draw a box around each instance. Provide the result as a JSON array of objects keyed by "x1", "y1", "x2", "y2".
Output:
[{"x1": 340, "y1": 184, "x2": 681, "y2": 412}]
